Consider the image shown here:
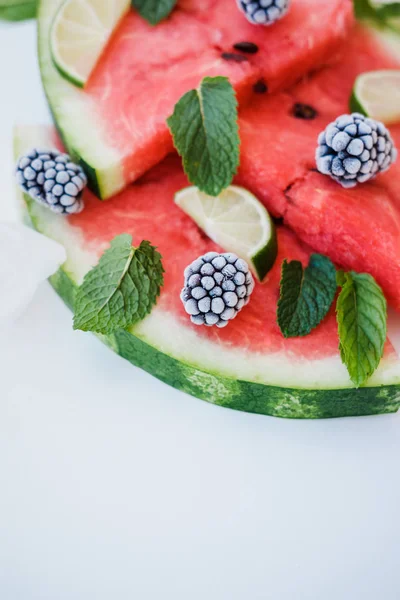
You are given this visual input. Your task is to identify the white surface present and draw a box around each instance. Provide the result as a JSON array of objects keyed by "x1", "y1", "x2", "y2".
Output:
[
  {"x1": 0, "y1": 222, "x2": 66, "y2": 325},
  {"x1": 1, "y1": 19, "x2": 400, "y2": 600}
]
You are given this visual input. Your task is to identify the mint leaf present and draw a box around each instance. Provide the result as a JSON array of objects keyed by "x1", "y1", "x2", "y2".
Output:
[
  {"x1": 0, "y1": 1, "x2": 36, "y2": 21},
  {"x1": 167, "y1": 76, "x2": 240, "y2": 197},
  {"x1": 277, "y1": 254, "x2": 337, "y2": 338},
  {"x1": 337, "y1": 272, "x2": 387, "y2": 387},
  {"x1": 73, "y1": 235, "x2": 164, "y2": 334},
  {"x1": 353, "y1": 0, "x2": 377, "y2": 20},
  {"x1": 131, "y1": 0, "x2": 176, "y2": 25},
  {"x1": 375, "y1": 2, "x2": 400, "y2": 30},
  {"x1": 353, "y1": 0, "x2": 400, "y2": 27}
]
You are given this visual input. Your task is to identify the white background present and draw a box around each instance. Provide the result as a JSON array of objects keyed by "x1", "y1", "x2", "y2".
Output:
[{"x1": 1, "y1": 18, "x2": 400, "y2": 600}]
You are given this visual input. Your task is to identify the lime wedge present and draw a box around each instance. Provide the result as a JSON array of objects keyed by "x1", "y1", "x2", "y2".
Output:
[
  {"x1": 350, "y1": 69, "x2": 400, "y2": 125},
  {"x1": 50, "y1": 0, "x2": 130, "y2": 88},
  {"x1": 175, "y1": 186, "x2": 278, "y2": 282}
]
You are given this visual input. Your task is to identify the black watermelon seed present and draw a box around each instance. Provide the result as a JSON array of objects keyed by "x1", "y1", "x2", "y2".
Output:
[
  {"x1": 221, "y1": 52, "x2": 249, "y2": 63},
  {"x1": 253, "y1": 79, "x2": 268, "y2": 94},
  {"x1": 292, "y1": 103, "x2": 318, "y2": 120},
  {"x1": 233, "y1": 41, "x2": 259, "y2": 54}
]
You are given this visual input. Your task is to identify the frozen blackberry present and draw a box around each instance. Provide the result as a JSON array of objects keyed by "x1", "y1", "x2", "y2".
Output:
[
  {"x1": 237, "y1": 0, "x2": 290, "y2": 25},
  {"x1": 316, "y1": 113, "x2": 397, "y2": 188},
  {"x1": 15, "y1": 148, "x2": 87, "y2": 214},
  {"x1": 181, "y1": 252, "x2": 255, "y2": 328}
]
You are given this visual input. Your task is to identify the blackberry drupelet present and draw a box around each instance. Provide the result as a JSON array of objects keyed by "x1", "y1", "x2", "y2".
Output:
[
  {"x1": 237, "y1": 0, "x2": 290, "y2": 25},
  {"x1": 16, "y1": 148, "x2": 87, "y2": 214},
  {"x1": 181, "y1": 252, "x2": 255, "y2": 328},
  {"x1": 316, "y1": 113, "x2": 397, "y2": 188}
]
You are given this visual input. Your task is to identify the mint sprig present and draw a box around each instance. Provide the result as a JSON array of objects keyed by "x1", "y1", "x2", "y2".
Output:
[
  {"x1": 73, "y1": 235, "x2": 164, "y2": 334},
  {"x1": 131, "y1": 0, "x2": 177, "y2": 25},
  {"x1": 277, "y1": 254, "x2": 337, "y2": 338},
  {"x1": 336, "y1": 271, "x2": 387, "y2": 387},
  {"x1": 167, "y1": 76, "x2": 240, "y2": 197}
]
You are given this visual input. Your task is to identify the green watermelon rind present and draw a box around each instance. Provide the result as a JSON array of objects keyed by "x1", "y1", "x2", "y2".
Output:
[{"x1": 47, "y1": 266, "x2": 400, "y2": 419}]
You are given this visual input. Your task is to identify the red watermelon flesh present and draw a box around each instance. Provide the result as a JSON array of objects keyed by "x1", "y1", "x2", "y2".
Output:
[
  {"x1": 237, "y1": 25, "x2": 400, "y2": 309},
  {"x1": 66, "y1": 153, "x2": 342, "y2": 360},
  {"x1": 86, "y1": 0, "x2": 353, "y2": 187}
]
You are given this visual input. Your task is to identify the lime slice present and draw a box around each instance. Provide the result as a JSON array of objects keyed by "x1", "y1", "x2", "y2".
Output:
[
  {"x1": 175, "y1": 186, "x2": 278, "y2": 282},
  {"x1": 50, "y1": 0, "x2": 130, "y2": 88},
  {"x1": 351, "y1": 69, "x2": 400, "y2": 125}
]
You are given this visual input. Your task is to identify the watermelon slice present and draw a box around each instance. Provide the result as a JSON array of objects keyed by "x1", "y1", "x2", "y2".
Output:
[
  {"x1": 14, "y1": 125, "x2": 400, "y2": 419},
  {"x1": 237, "y1": 24, "x2": 400, "y2": 310},
  {"x1": 38, "y1": 0, "x2": 354, "y2": 199}
]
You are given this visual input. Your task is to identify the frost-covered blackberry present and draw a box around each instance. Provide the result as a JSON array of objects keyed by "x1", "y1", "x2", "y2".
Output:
[
  {"x1": 181, "y1": 252, "x2": 255, "y2": 328},
  {"x1": 15, "y1": 148, "x2": 87, "y2": 214},
  {"x1": 237, "y1": 0, "x2": 290, "y2": 25},
  {"x1": 316, "y1": 113, "x2": 397, "y2": 188}
]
